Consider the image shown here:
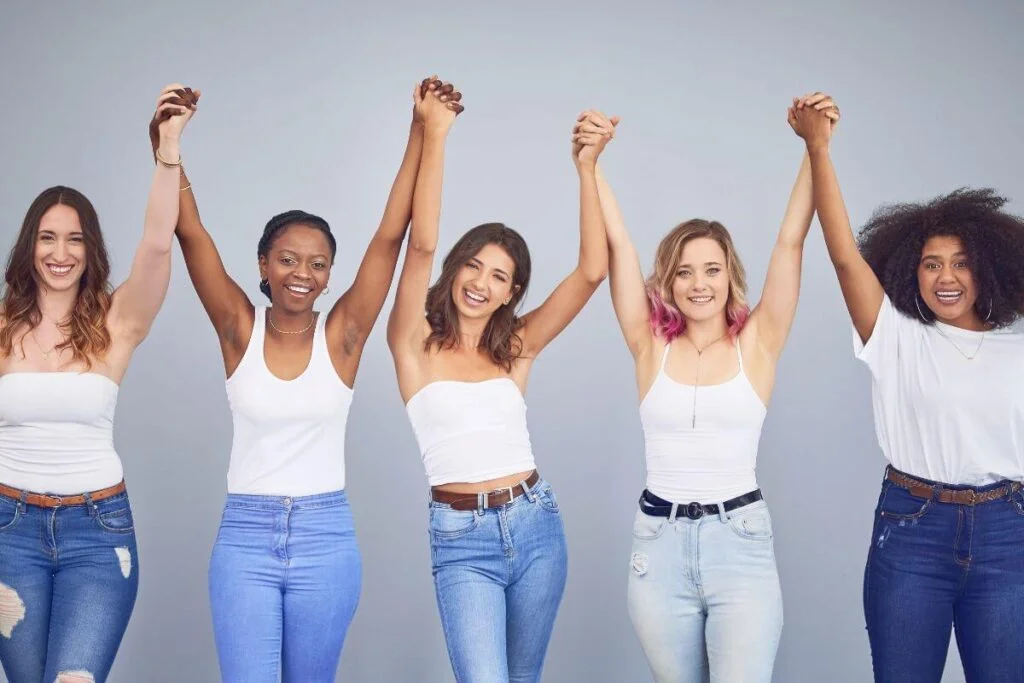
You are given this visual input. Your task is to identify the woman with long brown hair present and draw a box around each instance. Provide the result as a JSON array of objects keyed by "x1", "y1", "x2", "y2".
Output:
[
  {"x1": 386, "y1": 83, "x2": 610, "y2": 681},
  {"x1": 590, "y1": 94, "x2": 837, "y2": 682},
  {"x1": 158, "y1": 77, "x2": 462, "y2": 682},
  {"x1": 0, "y1": 84, "x2": 194, "y2": 683}
]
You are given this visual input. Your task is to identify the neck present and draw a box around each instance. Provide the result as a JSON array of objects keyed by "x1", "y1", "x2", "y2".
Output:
[
  {"x1": 937, "y1": 308, "x2": 991, "y2": 332},
  {"x1": 455, "y1": 314, "x2": 489, "y2": 349},
  {"x1": 36, "y1": 286, "x2": 78, "y2": 326},
  {"x1": 683, "y1": 314, "x2": 729, "y2": 349}
]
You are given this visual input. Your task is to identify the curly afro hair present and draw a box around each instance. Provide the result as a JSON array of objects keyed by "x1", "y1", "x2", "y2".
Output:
[{"x1": 857, "y1": 188, "x2": 1024, "y2": 328}]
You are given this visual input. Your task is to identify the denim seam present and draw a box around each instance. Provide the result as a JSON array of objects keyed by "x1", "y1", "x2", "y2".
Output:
[{"x1": 0, "y1": 501, "x2": 22, "y2": 533}]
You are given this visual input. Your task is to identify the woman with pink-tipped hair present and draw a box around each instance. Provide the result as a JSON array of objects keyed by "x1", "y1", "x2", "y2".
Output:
[{"x1": 585, "y1": 93, "x2": 837, "y2": 682}]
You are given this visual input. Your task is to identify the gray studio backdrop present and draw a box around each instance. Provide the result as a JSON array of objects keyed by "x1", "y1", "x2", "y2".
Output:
[{"x1": 2, "y1": 2, "x2": 1021, "y2": 681}]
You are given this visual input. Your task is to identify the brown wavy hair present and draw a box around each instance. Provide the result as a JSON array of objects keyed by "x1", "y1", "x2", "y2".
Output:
[
  {"x1": 425, "y1": 223, "x2": 531, "y2": 371},
  {"x1": 1, "y1": 186, "x2": 112, "y2": 368},
  {"x1": 646, "y1": 219, "x2": 750, "y2": 342}
]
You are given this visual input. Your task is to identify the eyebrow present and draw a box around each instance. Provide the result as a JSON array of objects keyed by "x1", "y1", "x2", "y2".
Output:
[
  {"x1": 38, "y1": 230, "x2": 83, "y2": 237},
  {"x1": 678, "y1": 261, "x2": 723, "y2": 268},
  {"x1": 921, "y1": 252, "x2": 967, "y2": 260},
  {"x1": 277, "y1": 248, "x2": 330, "y2": 260}
]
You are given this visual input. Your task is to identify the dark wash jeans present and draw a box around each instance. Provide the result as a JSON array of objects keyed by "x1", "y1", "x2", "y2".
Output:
[{"x1": 864, "y1": 466, "x2": 1024, "y2": 683}]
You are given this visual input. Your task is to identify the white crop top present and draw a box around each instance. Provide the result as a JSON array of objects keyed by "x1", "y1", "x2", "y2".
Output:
[
  {"x1": 224, "y1": 307, "x2": 353, "y2": 495},
  {"x1": 0, "y1": 372, "x2": 122, "y2": 495},
  {"x1": 405, "y1": 377, "x2": 537, "y2": 486},
  {"x1": 639, "y1": 341, "x2": 767, "y2": 503}
]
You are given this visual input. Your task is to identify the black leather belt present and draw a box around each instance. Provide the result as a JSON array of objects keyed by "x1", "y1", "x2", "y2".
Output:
[{"x1": 638, "y1": 488, "x2": 763, "y2": 520}]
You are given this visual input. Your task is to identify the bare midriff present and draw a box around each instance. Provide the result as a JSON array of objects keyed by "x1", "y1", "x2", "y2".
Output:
[{"x1": 432, "y1": 469, "x2": 537, "y2": 495}]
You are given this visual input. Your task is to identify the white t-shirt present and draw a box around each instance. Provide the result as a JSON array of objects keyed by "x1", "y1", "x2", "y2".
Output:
[{"x1": 854, "y1": 295, "x2": 1024, "y2": 485}]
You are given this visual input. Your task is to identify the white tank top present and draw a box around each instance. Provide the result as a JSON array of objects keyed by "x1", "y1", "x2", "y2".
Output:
[
  {"x1": 405, "y1": 378, "x2": 537, "y2": 486},
  {"x1": 225, "y1": 307, "x2": 353, "y2": 495},
  {"x1": 639, "y1": 341, "x2": 767, "y2": 503},
  {"x1": 0, "y1": 372, "x2": 122, "y2": 495}
]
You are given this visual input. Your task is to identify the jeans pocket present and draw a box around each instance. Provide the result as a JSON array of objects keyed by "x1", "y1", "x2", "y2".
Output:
[
  {"x1": 728, "y1": 505, "x2": 773, "y2": 541},
  {"x1": 1010, "y1": 489, "x2": 1024, "y2": 516},
  {"x1": 429, "y1": 506, "x2": 479, "y2": 540},
  {"x1": 632, "y1": 509, "x2": 667, "y2": 540},
  {"x1": 878, "y1": 486, "x2": 931, "y2": 522},
  {"x1": 536, "y1": 486, "x2": 560, "y2": 514},
  {"x1": 0, "y1": 497, "x2": 21, "y2": 533},
  {"x1": 94, "y1": 506, "x2": 136, "y2": 534}
]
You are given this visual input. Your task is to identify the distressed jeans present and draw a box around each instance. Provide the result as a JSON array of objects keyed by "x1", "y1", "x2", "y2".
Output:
[
  {"x1": 0, "y1": 489, "x2": 139, "y2": 683},
  {"x1": 429, "y1": 478, "x2": 568, "y2": 683},
  {"x1": 627, "y1": 498, "x2": 783, "y2": 683},
  {"x1": 864, "y1": 468, "x2": 1024, "y2": 682},
  {"x1": 209, "y1": 490, "x2": 362, "y2": 683}
]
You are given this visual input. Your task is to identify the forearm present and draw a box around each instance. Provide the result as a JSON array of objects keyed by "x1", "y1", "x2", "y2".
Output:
[
  {"x1": 409, "y1": 129, "x2": 446, "y2": 254},
  {"x1": 807, "y1": 145, "x2": 860, "y2": 268},
  {"x1": 141, "y1": 137, "x2": 182, "y2": 253},
  {"x1": 376, "y1": 123, "x2": 425, "y2": 245},
  {"x1": 577, "y1": 165, "x2": 608, "y2": 283},
  {"x1": 775, "y1": 152, "x2": 814, "y2": 248}
]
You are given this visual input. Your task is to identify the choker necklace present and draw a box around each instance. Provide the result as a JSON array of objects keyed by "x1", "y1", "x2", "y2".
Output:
[{"x1": 269, "y1": 311, "x2": 315, "y2": 335}]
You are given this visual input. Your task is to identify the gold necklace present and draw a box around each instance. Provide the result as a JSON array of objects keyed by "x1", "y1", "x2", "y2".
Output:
[
  {"x1": 29, "y1": 327, "x2": 59, "y2": 359},
  {"x1": 268, "y1": 310, "x2": 315, "y2": 335}
]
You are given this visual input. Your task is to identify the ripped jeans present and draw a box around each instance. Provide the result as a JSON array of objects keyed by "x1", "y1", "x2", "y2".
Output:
[
  {"x1": 0, "y1": 489, "x2": 138, "y2": 683},
  {"x1": 864, "y1": 469, "x2": 1024, "y2": 683},
  {"x1": 627, "y1": 497, "x2": 783, "y2": 683}
]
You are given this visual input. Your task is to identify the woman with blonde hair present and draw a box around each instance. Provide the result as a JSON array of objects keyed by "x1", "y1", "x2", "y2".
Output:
[{"x1": 587, "y1": 94, "x2": 837, "y2": 682}]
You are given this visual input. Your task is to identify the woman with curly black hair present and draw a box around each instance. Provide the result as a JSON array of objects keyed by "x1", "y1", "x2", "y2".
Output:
[{"x1": 792, "y1": 102, "x2": 1024, "y2": 683}]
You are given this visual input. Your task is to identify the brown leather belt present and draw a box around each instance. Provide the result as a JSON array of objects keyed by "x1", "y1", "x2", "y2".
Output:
[
  {"x1": 887, "y1": 468, "x2": 1021, "y2": 506},
  {"x1": 432, "y1": 471, "x2": 541, "y2": 511},
  {"x1": 0, "y1": 480, "x2": 127, "y2": 508}
]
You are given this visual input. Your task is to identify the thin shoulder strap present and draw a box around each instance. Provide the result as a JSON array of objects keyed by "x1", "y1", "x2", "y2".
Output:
[
  {"x1": 660, "y1": 342, "x2": 672, "y2": 370},
  {"x1": 735, "y1": 337, "x2": 745, "y2": 372}
]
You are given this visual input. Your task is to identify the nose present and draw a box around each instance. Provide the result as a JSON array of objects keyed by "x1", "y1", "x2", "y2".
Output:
[{"x1": 53, "y1": 239, "x2": 68, "y2": 261}]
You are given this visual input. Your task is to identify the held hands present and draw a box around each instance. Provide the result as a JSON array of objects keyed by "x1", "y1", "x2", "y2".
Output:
[
  {"x1": 148, "y1": 84, "x2": 199, "y2": 163},
  {"x1": 414, "y1": 75, "x2": 464, "y2": 135},
  {"x1": 788, "y1": 91, "x2": 839, "y2": 150},
  {"x1": 572, "y1": 110, "x2": 619, "y2": 171}
]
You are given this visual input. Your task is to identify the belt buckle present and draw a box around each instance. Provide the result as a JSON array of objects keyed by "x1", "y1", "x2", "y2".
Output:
[
  {"x1": 491, "y1": 485, "x2": 515, "y2": 505},
  {"x1": 685, "y1": 502, "x2": 704, "y2": 520},
  {"x1": 44, "y1": 494, "x2": 64, "y2": 508},
  {"x1": 965, "y1": 489, "x2": 977, "y2": 506}
]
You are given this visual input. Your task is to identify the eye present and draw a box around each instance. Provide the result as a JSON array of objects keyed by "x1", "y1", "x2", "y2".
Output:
[
  {"x1": 493, "y1": 273, "x2": 508, "y2": 283},
  {"x1": 706, "y1": 266, "x2": 721, "y2": 276},
  {"x1": 954, "y1": 261, "x2": 968, "y2": 269},
  {"x1": 312, "y1": 262, "x2": 327, "y2": 270},
  {"x1": 39, "y1": 234, "x2": 54, "y2": 242},
  {"x1": 69, "y1": 235, "x2": 84, "y2": 244},
  {"x1": 676, "y1": 269, "x2": 691, "y2": 278},
  {"x1": 279, "y1": 256, "x2": 296, "y2": 265},
  {"x1": 466, "y1": 262, "x2": 479, "y2": 270},
  {"x1": 924, "y1": 262, "x2": 939, "y2": 270}
]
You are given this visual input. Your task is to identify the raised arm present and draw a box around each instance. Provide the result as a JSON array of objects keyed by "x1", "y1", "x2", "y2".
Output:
[
  {"x1": 518, "y1": 110, "x2": 613, "y2": 357},
  {"x1": 594, "y1": 152, "x2": 653, "y2": 360},
  {"x1": 329, "y1": 79, "x2": 463, "y2": 357},
  {"x1": 109, "y1": 84, "x2": 196, "y2": 344},
  {"x1": 386, "y1": 79, "x2": 459, "y2": 355},
  {"x1": 792, "y1": 96, "x2": 884, "y2": 343},
  {"x1": 148, "y1": 87, "x2": 254, "y2": 350}
]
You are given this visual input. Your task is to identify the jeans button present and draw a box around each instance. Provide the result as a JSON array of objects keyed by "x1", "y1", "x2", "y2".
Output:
[{"x1": 283, "y1": 497, "x2": 292, "y2": 507}]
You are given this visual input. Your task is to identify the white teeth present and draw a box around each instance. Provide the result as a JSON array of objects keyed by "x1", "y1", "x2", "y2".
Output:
[
  {"x1": 48, "y1": 264, "x2": 73, "y2": 274},
  {"x1": 689, "y1": 296, "x2": 712, "y2": 303},
  {"x1": 286, "y1": 285, "x2": 311, "y2": 294},
  {"x1": 465, "y1": 290, "x2": 486, "y2": 303},
  {"x1": 935, "y1": 291, "x2": 962, "y2": 302}
]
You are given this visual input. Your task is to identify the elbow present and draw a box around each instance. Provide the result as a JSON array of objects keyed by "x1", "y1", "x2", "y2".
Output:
[
  {"x1": 581, "y1": 263, "x2": 609, "y2": 286},
  {"x1": 408, "y1": 237, "x2": 437, "y2": 256}
]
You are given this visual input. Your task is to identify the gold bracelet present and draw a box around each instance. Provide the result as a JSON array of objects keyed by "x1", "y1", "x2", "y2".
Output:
[
  {"x1": 180, "y1": 184, "x2": 192, "y2": 192},
  {"x1": 155, "y1": 148, "x2": 182, "y2": 167}
]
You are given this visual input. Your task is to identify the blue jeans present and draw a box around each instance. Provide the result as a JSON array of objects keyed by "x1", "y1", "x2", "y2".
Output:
[
  {"x1": 209, "y1": 490, "x2": 361, "y2": 683},
  {"x1": 0, "y1": 489, "x2": 138, "y2": 683},
  {"x1": 429, "y1": 478, "x2": 568, "y2": 683},
  {"x1": 627, "y1": 497, "x2": 783, "y2": 683},
  {"x1": 864, "y1": 468, "x2": 1024, "y2": 683}
]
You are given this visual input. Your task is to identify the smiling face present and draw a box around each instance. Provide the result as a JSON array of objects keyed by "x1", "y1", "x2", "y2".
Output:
[
  {"x1": 917, "y1": 235, "x2": 984, "y2": 328},
  {"x1": 449, "y1": 242, "x2": 517, "y2": 323},
  {"x1": 259, "y1": 224, "x2": 333, "y2": 313},
  {"x1": 671, "y1": 237, "x2": 730, "y2": 324},
  {"x1": 34, "y1": 203, "x2": 87, "y2": 294}
]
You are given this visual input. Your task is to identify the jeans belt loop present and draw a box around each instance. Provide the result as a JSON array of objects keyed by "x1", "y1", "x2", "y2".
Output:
[
  {"x1": 718, "y1": 500, "x2": 730, "y2": 523},
  {"x1": 668, "y1": 503, "x2": 679, "y2": 523},
  {"x1": 521, "y1": 480, "x2": 535, "y2": 503}
]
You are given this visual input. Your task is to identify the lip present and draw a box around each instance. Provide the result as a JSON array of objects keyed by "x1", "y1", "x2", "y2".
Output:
[
  {"x1": 44, "y1": 263, "x2": 75, "y2": 277},
  {"x1": 933, "y1": 290, "x2": 963, "y2": 305},
  {"x1": 687, "y1": 295, "x2": 713, "y2": 305},
  {"x1": 285, "y1": 283, "x2": 313, "y2": 297},
  {"x1": 463, "y1": 288, "x2": 488, "y2": 307}
]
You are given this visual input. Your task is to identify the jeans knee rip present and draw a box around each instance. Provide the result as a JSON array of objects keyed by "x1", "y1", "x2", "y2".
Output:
[{"x1": 56, "y1": 672, "x2": 95, "y2": 683}]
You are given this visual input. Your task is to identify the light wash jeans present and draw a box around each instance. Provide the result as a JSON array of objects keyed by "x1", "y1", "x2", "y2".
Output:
[
  {"x1": 208, "y1": 490, "x2": 361, "y2": 683},
  {"x1": 627, "y1": 496, "x2": 783, "y2": 683},
  {"x1": 429, "y1": 478, "x2": 568, "y2": 683}
]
